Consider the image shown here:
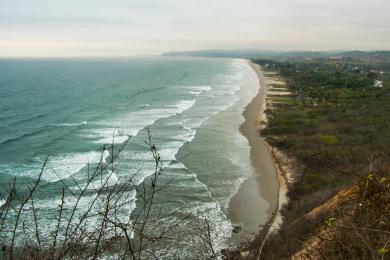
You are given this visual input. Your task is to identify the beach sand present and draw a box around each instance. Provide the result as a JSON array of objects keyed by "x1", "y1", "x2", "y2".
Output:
[{"x1": 228, "y1": 62, "x2": 280, "y2": 241}]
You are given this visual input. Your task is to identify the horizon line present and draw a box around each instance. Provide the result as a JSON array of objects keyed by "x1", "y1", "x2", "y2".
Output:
[{"x1": 0, "y1": 48, "x2": 389, "y2": 59}]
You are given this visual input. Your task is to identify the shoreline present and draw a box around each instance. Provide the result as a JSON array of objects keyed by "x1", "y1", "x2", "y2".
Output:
[
  {"x1": 248, "y1": 61, "x2": 291, "y2": 233},
  {"x1": 228, "y1": 60, "x2": 287, "y2": 242}
]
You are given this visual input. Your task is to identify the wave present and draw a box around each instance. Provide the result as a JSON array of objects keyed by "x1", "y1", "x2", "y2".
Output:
[
  {"x1": 188, "y1": 201, "x2": 232, "y2": 253},
  {"x1": 42, "y1": 150, "x2": 110, "y2": 183},
  {"x1": 107, "y1": 120, "x2": 200, "y2": 187},
  {"x1": 174, "y1": 129, "x2": 197, "y2": 143},
  {"x1": 6, "y1": 67, "x2": 240, "y2": 182},
  {"x1": 7, "y1": 188, "x2": 137, "y2": 245},
  {"x1": 0, "y1": 126, "x2": 54, "y2": 146},
  {"x1": 8, "y1": 150, "x2": 111, "y2": 183},
  {"x1": 126, "y1": 86, "x2": 167, "y2": 103},
  {"x1": 0, "y1": 58, "x2": 257, "y2": 255},
  {"x1": 89, "y1": 99, "x2": 196, "y2": 145},
  {"x1": 52, "y1": 121, "x2": 88, "y2": 127},
  {"x1": 87, "y1": 170, "x2": 119, "y2": 191},
  {"x1": 163, "y1": 99, "x2": 196, "y2": 112},
  {"x1": 82, "y1": 129, "x2": 130, "y2": 145},
  {"x1": 187, "y1": 86, "x2": 212, "y2": 95},
  {"x1": 0, "y1": 121, "x2": 88, "y2": 147},
  {"x1": 222, "y1": 177, "x2": 247, "y2": 209},
  {"x1": 2, "y1": 112, "x2": 49, "y2": 127}
]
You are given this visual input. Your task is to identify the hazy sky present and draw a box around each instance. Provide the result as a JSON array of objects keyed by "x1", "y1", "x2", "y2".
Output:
[{"x1": 1, "y1": 0, "x2": 389, "y2": 57}]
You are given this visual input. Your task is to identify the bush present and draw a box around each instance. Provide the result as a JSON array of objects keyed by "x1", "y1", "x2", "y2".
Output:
[{"x1": 319, "y1": 134, "x2": 338, "y2": 145}]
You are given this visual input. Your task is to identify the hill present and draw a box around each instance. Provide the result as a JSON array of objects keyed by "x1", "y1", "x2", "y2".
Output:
[{"x1": 162, "y1": 49, "x2": 390, "y2": 62}]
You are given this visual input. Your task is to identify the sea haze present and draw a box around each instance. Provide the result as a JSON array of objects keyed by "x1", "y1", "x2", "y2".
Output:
[{"x1": 0, "y1": 57, "x2": 260, "y2": 258}]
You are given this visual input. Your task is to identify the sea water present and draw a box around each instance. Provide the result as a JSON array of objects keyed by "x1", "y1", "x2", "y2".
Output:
[{"x1": 0, "y1": 57, "x2": 260, "y2": 258}]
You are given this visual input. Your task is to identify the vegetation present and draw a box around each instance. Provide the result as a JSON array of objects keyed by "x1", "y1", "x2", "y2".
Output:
[
  {"x1": 240, "y1": 58, "x2": 390, "y2": 259},
  {"x1": 256, "y1": 58, "x2": 390, "y2": 195}
]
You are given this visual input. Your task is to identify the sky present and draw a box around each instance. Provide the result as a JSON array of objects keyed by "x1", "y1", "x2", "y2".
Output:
[{"x1": 0, "y1": 0, "x2": 389, "y2": 57}]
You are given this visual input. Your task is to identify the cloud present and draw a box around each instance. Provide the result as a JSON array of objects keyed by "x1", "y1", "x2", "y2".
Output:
[{"x1": 0, "y1": 0, "x2": 389, "y2": 57}]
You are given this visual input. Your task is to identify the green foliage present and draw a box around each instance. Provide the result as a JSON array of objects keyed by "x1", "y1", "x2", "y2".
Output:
[
  {"x1": 267, "y1": 136, "x2": 294, "y2": 149},
  {"x1": 377, "y1": 247, "x2": 389, "y2": 255},
  {"x1": 256, "y1": 58, "x2": 390, "y2": 200},
  {"x1": 319, "y1": 134, "x2": 338, "y2": 145},
  {"x1": 324, "y1": 217, "x2": 336, "y2": 227},
  {"x1": 239, "y1": 58, "x2": 390, "y2": 260}
]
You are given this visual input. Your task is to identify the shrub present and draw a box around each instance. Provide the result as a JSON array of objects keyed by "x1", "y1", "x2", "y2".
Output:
[{"x1": 319, "y1": 134, "x2": 338, "y2": 145}]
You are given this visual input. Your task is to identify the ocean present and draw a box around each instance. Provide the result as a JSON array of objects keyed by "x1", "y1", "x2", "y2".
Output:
[{"x1": 0, "y1": 57, "x2": 260, "y2": 258}]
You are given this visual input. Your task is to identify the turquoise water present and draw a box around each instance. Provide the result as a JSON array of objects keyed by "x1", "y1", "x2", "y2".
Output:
[{"x1": 0, "y1": 57, "x2": 259, "y2": 258}]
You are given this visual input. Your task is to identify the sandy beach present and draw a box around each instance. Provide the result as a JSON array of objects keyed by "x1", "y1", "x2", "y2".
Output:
[{"x1": 228, "y1": 61, "x2": 281, "y2": 241}]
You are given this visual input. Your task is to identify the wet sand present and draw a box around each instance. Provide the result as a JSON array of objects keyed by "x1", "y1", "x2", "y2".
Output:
[{"x1": 228, "y1": 62, "x2": 280, "y2": 241}]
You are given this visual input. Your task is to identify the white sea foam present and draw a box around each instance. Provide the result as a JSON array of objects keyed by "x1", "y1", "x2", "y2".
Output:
[
  {"x1": 174, "y1": 129, "x2": 197, "y2": 143},
  {"x1": 189, "y1": 90, "x2": 202, "y2": 95},
  {"x1": 82, "y1": 129, "x2": 129, "y2": 145},
  {"x1": 88, "y1": 170, "x2": 119, "y2": 190},
  {"x1": 5, "y1": 151, "x2": 109, "y2": 183},
  {"x1": 157, "y1": 141, "x2": 184, "y2": 161},
  {"x1": 181, "y1": 118, "x2": 205, "y2": 130},
  {"x1": 92, "y1": 99, "x2": 196, "y2": 145},
  {"x1": 36, "y1": 150, "x2": 110, "y2": 183},
  {"x1": 53, "y1": 121, "x2": 88, "y2": 127},
  {"x1": 188, "y1": 201, "x2": 233, "y2": 254},
  {"x1": 164, "y1": 100, "x2": 196, "y2": 111},
  {"x1": 167, "y1": 161, "x2": 187, "y2": 169},
  {"x1": 188, "y1": 86, "x2": 212, "y2": 95},
  {"x1": 121, "y1": 140, "x2": 186, "y2": 171},
  {"x1": 222, "y1": 177, "x2": 248, "y2": 209},
  {"x1": 9, "y1": 188, "x2": 137, "y2": 246}
]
